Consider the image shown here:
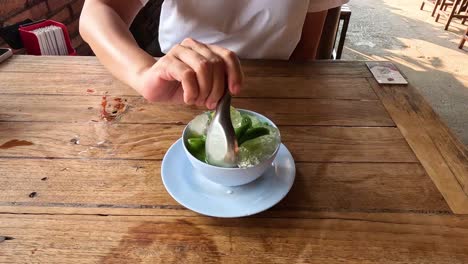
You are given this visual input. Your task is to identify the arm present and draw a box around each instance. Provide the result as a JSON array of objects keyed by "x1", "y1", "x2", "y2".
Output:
[
  {"x1": 80, "y1": 0, "x2": 242, "y2": 108},
  {"x1": 80, "y1": 0, "x2": 154, "y2": 93}
]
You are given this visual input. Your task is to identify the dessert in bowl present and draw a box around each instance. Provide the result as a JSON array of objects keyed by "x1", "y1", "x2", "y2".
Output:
[{"x1": 182, "y1": 108, "x2": 281, "y2": 186}]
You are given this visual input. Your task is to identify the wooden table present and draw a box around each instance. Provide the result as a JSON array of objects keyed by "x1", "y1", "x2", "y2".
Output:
[{"x1": 1, "y1": 56, "x2": 468, "y2": 263}]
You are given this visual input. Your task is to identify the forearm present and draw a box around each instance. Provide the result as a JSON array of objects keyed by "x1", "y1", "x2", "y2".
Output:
[
  {"x1": 79, "y1": 0, "x2": 243, "y2": 108},
  {"x1": 79, "y1": 0, "x2": 155, "y2": 91}
]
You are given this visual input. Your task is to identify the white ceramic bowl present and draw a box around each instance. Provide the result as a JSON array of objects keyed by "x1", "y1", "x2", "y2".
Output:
[{"x1": 182, "y1": 109, "x2": 281, "y2": 187}]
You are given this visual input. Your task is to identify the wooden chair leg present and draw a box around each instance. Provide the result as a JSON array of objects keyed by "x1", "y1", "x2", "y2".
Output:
[
  {"x1": 459, "y1": 28, "x2": 467, "y2": 49},
  {"x1": 436, "y1": 0, "x2": 446, "y2": 21},
  {"x1": 336, "y1": 14, "x2": 350, "y2": 59},
  {"x1": 433, "y1": 0, "x2": 442, "y2": 16},
  {"x1": 445, "y1": 0, "x2": 461, "y2": 30},
  {"x1": 421, "y1": 1, "x2": 426, "y2": 10},
  {"x1": 460, "y1": 37, "x2": 466, "y2": 48}
]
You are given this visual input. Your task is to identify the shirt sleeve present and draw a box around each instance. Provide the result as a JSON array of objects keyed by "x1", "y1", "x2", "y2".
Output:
[{"x1": 307, "y1": 0, "x2": 349, "y2": 12}]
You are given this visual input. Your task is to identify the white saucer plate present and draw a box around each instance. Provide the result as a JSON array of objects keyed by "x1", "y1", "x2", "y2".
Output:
[{"x1": 161, "y1": 139, "x2": 296, "y2": 218}]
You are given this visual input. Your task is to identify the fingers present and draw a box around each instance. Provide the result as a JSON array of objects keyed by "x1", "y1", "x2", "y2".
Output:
[
  {"x1": 206, "y1": 64, "x2": 225, "y2": 109},
  {"x1": 154, "y1": 38, "x2": 243, "y2": 108},
  {"x1": 181, "y1": 38, "x2": 225, "y2": 109},
  {"x1": 170, "y1": 43, "x2": 214, "y2": 107},
  {"x1": 207, "y1": 44, "x2": 244, "y2": 95},
  {"x1": 157, "y1": 55, "x2": 199, "y2": 105}
]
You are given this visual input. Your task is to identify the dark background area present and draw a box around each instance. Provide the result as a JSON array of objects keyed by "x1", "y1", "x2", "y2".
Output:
[{"x1": 0, "y1": 0, "x2": 92, "y2": 55}]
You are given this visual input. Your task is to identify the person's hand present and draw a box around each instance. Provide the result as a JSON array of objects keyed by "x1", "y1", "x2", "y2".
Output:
[{"x1": 136, "y1": 38, "x2": 243, "y2": 109}]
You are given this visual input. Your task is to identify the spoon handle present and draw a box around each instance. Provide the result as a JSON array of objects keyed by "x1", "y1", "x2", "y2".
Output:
[
  {"x1": 216, "y1": 88, "x2": 231, "y2": 119},
  {"x1": 205, "y1": 87, "x2": 238, "y2": 167}
]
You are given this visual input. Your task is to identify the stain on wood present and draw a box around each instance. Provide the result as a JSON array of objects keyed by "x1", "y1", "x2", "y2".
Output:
[
  {"x1": 100, "y1": 96, "x2": 128, "y2": 121},
  {"x1": 101, "y1": 220, "x2": 221, "y2": 263},
  {"x1": 0, "y1": 139, "x2": 34, "y2": 149},
  {"x1": 0, "y1": 236, "x2": 14, "y2": 243}
]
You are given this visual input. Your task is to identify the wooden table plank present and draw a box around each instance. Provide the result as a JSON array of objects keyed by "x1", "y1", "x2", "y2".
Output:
[
  {"x1": 0, "y1": 56, "x2": 373, "y2": 77},
  {"x1": 368, "y1": 78, "x2": 468, "y2": 214},
  {"x1": 242, "y1": 60, "x2": 374, "y2": 77},
  {"x1": 0, "y1": 95, "x2": 394, "y2": 126},
  {"x1": 0, "y1": 72, "x2": 378, "y2": 100},
  {"x1": 0, "y1": 55, "x2": 109, "y2": 75},
  {"x1": 280, "y1": 162, "x2": 449, "y2": 213},
  {"x1": 242, "y1": 76, "x2": 378, "y2": 99},
  {"x1": 0, "y1": 159, "x2": 448, "y2": 214},
  {"x1": 0, "y1": 123, "x2": 416, "y2": 162},
  {"x1": 1, "y1": 213, "x2": 468, "y2": 263}
]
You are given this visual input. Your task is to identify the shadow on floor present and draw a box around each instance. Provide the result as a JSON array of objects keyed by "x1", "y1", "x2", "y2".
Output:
[{"x1": 342, "y1": 0, "x2": 468, "y2": 145}]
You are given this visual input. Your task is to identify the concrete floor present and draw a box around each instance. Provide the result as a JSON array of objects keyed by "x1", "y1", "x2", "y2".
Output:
[{"x1": 342, "y1": 0, "x2": 468, "y2": 144}]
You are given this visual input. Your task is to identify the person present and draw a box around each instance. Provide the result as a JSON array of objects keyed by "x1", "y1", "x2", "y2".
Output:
[{"x1": 80, "y1": 0, "x2": 348, "y2": 109}]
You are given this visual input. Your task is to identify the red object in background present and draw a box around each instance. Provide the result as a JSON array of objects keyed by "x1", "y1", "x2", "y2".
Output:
[{"x1": 18, "y1": 20, "x2": 76, "y2": 56}]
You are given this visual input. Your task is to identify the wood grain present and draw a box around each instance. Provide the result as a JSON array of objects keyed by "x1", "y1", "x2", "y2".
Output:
[
  {"x1": 242, "y1": 60, "x2": 373, "y2": 77},
  {"x1": 0, "y1": 55, "x2": 373, "y2": 77},
  {"x1": 0, "y1": 123, "x2": 415, "y2": 162},
  {"x1": 242, "y1": 76, "x2": 378, "y2": 99},
  {"x1": 0, "y1": 55, "x2": 109, "y2": 75},
  {"x1": 0, "y1": 159, "x2": 448, "y2": 214},
  {"x1": 1, "y1": 213, "x2": 468, "y2": 263},
  {"x1": 0, "y1": 72, "x2": 378, "y2": 100},
  {"x1": 279, "y1": 162, "x2": 449, "y2": 212},
  {"x1": 368, "y1": 78, "x2": 468, "y2": 214},
  {"x1": 233, "y1": 98, "x2": 393, "y2": 126},
  {"x1": 0, "y1": 95, "x2": 394, "y2": 126}
]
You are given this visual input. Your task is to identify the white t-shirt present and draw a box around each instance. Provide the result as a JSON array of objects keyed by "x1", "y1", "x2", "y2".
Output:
[{"x1": 141, "y1": 0, "x2": 349, "y2": 59}]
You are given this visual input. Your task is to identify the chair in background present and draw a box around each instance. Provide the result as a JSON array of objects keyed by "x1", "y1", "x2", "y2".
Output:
[
  {"x1": 459, "y1": 0, "x2": 468, "y2": 24},
  {"x1": 420, "y1": 0, "x2": 442, "y2": 17},
  {"x1": 333, "y1": 4, "x2": 352, "y2": 60},
  {"x1": 436, "y1": 0, "x2": 468, "y2": 30},
  {"x1": 316, "y1": 4, "x2": 352, "y2": 60}
]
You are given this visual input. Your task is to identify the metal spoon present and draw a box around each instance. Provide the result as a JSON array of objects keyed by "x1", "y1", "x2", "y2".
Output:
[{"x1": 205, "y1": 89, "x2": 238, "y2": 168}]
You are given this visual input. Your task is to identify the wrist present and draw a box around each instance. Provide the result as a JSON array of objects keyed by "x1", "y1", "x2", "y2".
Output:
[{"x1": 129, "y1": 56, "x2": 157, "y2": 94}]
